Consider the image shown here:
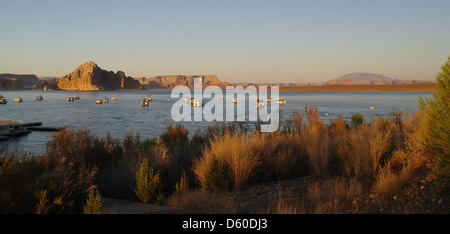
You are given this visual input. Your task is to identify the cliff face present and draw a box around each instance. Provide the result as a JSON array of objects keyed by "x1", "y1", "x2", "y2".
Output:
[
  {"x1": 136, "y1": 75, "x2": 229, "y2": 89},
  {"x1": 57, "y1": 61, "x2": 143, "y2": 91},
  {"x1": 0, "y1": 73, "x2": 41, "y2": 89}
]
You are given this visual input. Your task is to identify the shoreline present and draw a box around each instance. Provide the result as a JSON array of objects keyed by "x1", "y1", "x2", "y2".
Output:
[{"x1": 1, "y1": 83, "x2": 437, "y2": 92}]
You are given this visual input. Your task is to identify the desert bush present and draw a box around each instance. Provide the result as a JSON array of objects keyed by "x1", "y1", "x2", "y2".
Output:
[
  {"x1": 351, "y1": 112, "x2": 364, "y2": 127},
  {"x1": 419, "y1": 56, "x2": 450, "y2": 192},
  {"x1": 194, "y1": 133, "x2": 261, "y2": 191},
  {"x1": 134, "y1": 158, "x2": 161, "y2": 203},
  {"x1": 33, "y1": 156, "x2": 97, "y2": 214},
  {"x1": 83, "y1": 188, "x2": 104, "y2": 214},
  {"x1": 336, "y1": 122, "x2": 391, "y2": 177}
]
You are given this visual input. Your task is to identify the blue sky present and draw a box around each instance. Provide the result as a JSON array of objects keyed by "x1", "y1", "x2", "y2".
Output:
[{"x1": 1, "y1": 0, "x2": 449, "y2": 83}]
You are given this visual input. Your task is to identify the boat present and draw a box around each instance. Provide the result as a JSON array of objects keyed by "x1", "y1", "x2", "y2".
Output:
[
  {"x1": 36, "y1": 95, "x2": 43, "y2": 101},
  {"x1": 191, "y1": 99, "x2": 201, "y2": 107},
  {"x1": 146, "y1": 95, "x2": 153, "y2": 102},
  {"x1": 141, "y1": 99, "x2": 149, "y2": 107},
  {"x1": 103, "y1": 97, "x2": 109, "y2": 103},
  {"x1": 184, "y1": 96, "x2": 191, "y2": 102},
  {"x1": 112, "y1": 97, "x2": 117, "y2": 101},
  {"x1": 0, "y1": 96, "x2": 7, "y2": 104},
  {"x1": 276, "y1": 98, "x2": 286, "y2": 104},
  {"x1": 256, "y1": 101, "x2": 264, "y2": 108},
  {"x1": 14, "y1": 97, "x2": 23, "y2": 103},
  {"x1": 232, "y1": 99, "x2": 238, "y2": 104},
  {"x1": 68, "y1": 97, "x2": 75, "y2": 102},
  {"x1": 0, "y1": 120, "x2": 31, "y2": 137},
  {"x1": 370, "y1": 106, "x2": 375, "y2": 110},
  {"x1": 267, "y1": 96, "x2": 273, "y2": 102},
  {"x1": 96, "y1": 99, "x2": 103, "y2": 104}
]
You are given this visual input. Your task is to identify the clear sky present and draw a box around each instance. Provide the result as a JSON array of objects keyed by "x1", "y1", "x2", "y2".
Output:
[{"x1": 1, "y1": 0, "x2": 449, "y2": 83}]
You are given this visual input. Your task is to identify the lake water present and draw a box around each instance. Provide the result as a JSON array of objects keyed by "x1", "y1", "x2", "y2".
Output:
[{"x1": 0, "y1": 90, "x2": 434, "y2": 154}]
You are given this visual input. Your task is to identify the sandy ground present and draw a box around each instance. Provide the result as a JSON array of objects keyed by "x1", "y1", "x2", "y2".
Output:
[{"x1": 101, "y1": 197, "x2": 172, "y2": 214}]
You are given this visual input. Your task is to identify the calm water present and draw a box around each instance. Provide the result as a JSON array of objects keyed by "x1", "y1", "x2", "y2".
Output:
[{"x1": 0, "y1": 90, "x2": 433, "y2": 154}]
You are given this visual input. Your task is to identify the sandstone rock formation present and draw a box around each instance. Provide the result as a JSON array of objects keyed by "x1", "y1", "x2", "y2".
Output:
[
  {"x1": 0, "y1": 73, "x2": 41, "y2": 89},
  {"x1": 57, "y1": 61, "x2": 143, "y2": 91},
  {"x1": 135, "y1": 75, "x2": 229, "y2": 89}
]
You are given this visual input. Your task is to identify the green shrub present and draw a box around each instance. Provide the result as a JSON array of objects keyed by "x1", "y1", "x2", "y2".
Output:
[
  {"x1": 351, "y1": 113, "x2": 364, "y2": 127},
  {"x1": 419, "y1": 56, "x2": 450, "y2": 192},
  {"x1": 83, "y1": 188, "x2": 104, "y2": 214},
  {"x1": 134, "y1": 159, "x2": 161, "y2": 203}
]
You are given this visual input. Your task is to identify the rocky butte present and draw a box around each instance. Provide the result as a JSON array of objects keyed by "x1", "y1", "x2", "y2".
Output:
[{"x1": 57, "y1": 61, "x2": 143, "y2": 91}]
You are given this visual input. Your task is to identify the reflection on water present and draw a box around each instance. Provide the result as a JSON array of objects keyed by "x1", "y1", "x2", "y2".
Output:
[{"x1": 0, "y1": 90, "x2": 434, "y2": 154}]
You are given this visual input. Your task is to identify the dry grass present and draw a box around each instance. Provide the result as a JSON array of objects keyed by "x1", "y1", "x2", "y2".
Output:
[{"x1": 306, "y1": 178, "x2": 363, "y2": 213}]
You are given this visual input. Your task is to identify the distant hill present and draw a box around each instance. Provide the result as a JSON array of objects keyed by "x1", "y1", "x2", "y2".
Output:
[
  {"x1": 135, "y1": 75, "x2": 229, "y2": 89},
  {"x1": 233, "y1": 73, "x2": 435, "y2": 87},
  {"x1": 334, "y1": 73, "x2": 396, "y2": 82}
]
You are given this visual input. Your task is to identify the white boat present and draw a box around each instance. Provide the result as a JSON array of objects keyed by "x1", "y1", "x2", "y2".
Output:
[
  {"x1": 370, "y1": 106, "x2": 375, "y2": 110},
  {"x1": 96, "y1": 99, "x2": 103, "y2": 104},
  {"x1": 142, "y1": 100, "x2": 149, "y2": 107},
  {"x1": 267, "y1": 96, "x2": 273, "y2": 102},
  {"x1": 0, "y1": 98, "x2": 7, "y2": 104},
  {"x1": 103, "y1": 97, "x2": 109, "y2": 103},
  {"x1": 68, "y1": 97, "x2": 75, "y2": 102},
  {"x1": 256, "y1": 101, "x2": 264, "y2": 108},
  {"x1": 146, "y1": 95, "x2": 153, "y2": 102},
  {"x1": 192, "y1": 100, "x2": 201, "y2": 107},
  {"x1": 232, "y1": 99, "x2": 238, "y2": 104},
  {"x1": 0, "y1": 120, "x2": 30, "y2": 137},
  {"x1": 112, "y1": 97, "x2": 117, "y2": 101},
  {"x1": 36, "y1": 95, "x2": 43, "y2": 101},
  {"x1": 184, "y1": 96, "x2": 191, "y2": 102},
  {"x1": 276, "y1": 98, "x2": 286, "y2": 104},
  {"x1": 14, "y1": 97, "x2": 23, "y2": 103}
]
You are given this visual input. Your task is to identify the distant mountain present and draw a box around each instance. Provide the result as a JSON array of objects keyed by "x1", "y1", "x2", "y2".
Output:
[
  {"x1": 325, "y1": 73, "x2": 428, "y2": 85},
  {"x1": 232, "y1": 72, "x2": 435, "y2": 87},
  {"x1": 334, "y1": 73, "x2": 397, "y2": 82},
  {"x1": 135, "y1": 75, "x2": 229, "y2": 89}
]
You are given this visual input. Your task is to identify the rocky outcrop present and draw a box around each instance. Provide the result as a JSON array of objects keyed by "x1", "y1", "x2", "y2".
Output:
[
  {"x1": 57, "y1": 61, "x2": 144, "y2": 91},
  {"x1": 136, "y1": 75, "x2": 229, "y2": 89},
  {"x1": 0, "y1": 73, "x2": 41, "y2": 89},
  {"x1": 0, "y1": 77, "x2": 24, "y2": 90}
]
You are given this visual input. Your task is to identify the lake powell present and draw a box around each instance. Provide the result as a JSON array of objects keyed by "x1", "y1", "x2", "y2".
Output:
[{"x1": 0, "y1": 90, "x2": 434, "y2": 154}]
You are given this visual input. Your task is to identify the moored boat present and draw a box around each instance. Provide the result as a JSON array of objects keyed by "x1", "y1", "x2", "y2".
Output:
[
  {"x1": 0, "y1": 120, "x2": 31, "y2": 137},
  {"x1": 14, "y1": 97, "x2": 23, "y2": 103},
  {"x1": 276, "y1": 98, "x2": 286, "y2": 104},
  {"x1": 36, "y1": 95, "x2": 43, "y2": 101},
  {"x1": 96, "y1": 99, "x2": 103, "y2": 104},
  {"x1": 103, "y1": 97, "x2": 109, "y2": 103}
]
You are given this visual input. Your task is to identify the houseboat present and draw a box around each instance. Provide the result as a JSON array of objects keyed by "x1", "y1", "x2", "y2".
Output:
[
  {"x1": 14, "y1": 97, "x2": 23, "y2": 103},
  {"x1": 0, "y1": 120, "x2": 31, "y2": 138},
  {"x1": 96, "y1": 99, "x2": 103, "y2": 104},
  {"x1": 276, "y1": 98, "x2": 286, "y2": 104},
  {"x1": 36, "y1": 95, "x2": 43, "y2": 101}
]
